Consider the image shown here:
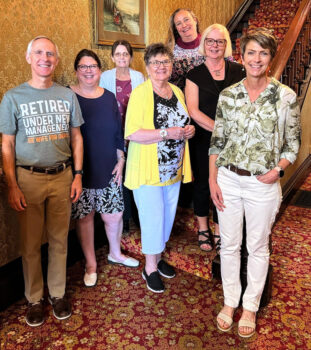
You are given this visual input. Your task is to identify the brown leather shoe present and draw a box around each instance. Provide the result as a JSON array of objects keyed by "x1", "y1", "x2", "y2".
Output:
[
  {"x1": 48, "y1": 295, "x2": 71, "y2": 320},
  {"x1": 25, "y1": 300, "x2": 44, "y2": 327}
]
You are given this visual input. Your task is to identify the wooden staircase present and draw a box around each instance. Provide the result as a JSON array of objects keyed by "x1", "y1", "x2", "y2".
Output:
[
  {"x1": 270, "y1": 0, "x2": 311, "y2": 105},
  {"x1": 228, "y1": 0, "x2": 311, "y2": 107},
  {"x1": 122, "y1": 1, "x2": 311, "y2": 280}
]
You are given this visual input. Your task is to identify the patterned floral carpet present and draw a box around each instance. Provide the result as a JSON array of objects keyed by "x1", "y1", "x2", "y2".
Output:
[{"x1": 0, "y1": 172, "x2": 310, "y2": 349}]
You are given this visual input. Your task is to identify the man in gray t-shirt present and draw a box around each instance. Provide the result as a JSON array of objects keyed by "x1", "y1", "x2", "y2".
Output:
[{"x1": 0, "y1": 36, "x2": 84, "y2": 327}]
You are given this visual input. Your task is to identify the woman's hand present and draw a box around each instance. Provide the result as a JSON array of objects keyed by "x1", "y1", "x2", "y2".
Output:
[
  {"x1": 183, "y1": 125, "x2": 195, "y2": 139},
  {"x1": 167, "y1": 127, "x2": 185, "y2": 140},
  {"x1": 210, "y1": 180, "x2": 225, "y2": 212},
  {"x1": 256, "y1": 169, "x2": 280, "y2": 184},
  {"x1": 112, "y1": 157, "x2": 125, "y2": 186}
]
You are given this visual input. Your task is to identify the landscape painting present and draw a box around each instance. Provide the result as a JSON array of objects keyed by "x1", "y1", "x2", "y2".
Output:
[{"x1": 96, "y1": 0, "x2": 145, "y2": 48}]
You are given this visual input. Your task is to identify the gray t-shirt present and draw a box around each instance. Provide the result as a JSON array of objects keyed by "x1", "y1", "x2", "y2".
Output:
[{"x1": 0, "y1": 82, "x2": 84, "y2": 167}]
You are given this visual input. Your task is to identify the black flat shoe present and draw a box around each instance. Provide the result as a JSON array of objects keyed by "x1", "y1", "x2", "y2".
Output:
[
  {"x1": 157, "y1": 260, "x2": 175, "y2": 278},
  {"x1": 142, "y1": 268, "x2": 164, "y2": 293}
]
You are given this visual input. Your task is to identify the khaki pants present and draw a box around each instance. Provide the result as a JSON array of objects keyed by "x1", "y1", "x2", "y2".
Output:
[{"x1": 16, "y1": 166, "x2": 73, "y2": 303}]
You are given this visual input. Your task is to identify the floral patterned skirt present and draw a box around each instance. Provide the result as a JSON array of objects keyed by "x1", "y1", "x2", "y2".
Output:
[{"x1": 72, "y1": 177, "x2": 124, "y2": 219}]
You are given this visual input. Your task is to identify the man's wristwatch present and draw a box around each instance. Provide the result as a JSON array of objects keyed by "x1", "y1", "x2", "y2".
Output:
[
  {"x1": 159, "y1": 129, "x2": 168, "y2": 140},
  {"x1": 74, "y1": 170, "x2": 83, "y2": 175},
  {"x1": 274, "y1": 166, "x2": 284, "y2": 178}
]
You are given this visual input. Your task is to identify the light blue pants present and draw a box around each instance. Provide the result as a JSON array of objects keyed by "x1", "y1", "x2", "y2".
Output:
[{"x1": 133, "y1": 181, "x2": 181, "y2": 255}]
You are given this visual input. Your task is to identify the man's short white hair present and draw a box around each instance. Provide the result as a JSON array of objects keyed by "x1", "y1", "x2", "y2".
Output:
[{"x1": 26, "y1": 36, "x2": 60, "y2": 58}]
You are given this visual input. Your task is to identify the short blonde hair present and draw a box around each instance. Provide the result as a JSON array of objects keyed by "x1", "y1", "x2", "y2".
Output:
[{"x1": 198, "y1": 24, "x2": 232, "y2": 58}]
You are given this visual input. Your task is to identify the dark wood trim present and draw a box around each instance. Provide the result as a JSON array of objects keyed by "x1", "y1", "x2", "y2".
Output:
[
  {"x1": 276, "y1": 155, "x2": 311, "y2": 220},
  {"x1": 270, "y1": 0, "x2": 311, "y2": 80},
  {"x1": 282, "y1": 155, "x2": 311, "y2": 201},
  {"x1": 227, "y1": 0, "x2": 255, "y2": 33}
]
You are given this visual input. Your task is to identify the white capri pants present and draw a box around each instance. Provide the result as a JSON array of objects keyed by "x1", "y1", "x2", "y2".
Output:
[
  {"x1": 217, "y1": 167, "x2": 282, "y2": 312},
  {"x1": 133, "y1": 181, "x2": 181, "y2": 255}
]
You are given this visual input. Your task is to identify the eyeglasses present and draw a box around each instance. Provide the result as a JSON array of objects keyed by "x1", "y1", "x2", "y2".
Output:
[
  {"x1": 114, "y1": 52, "x2": 130, "y2": 57},
  {"x1": 205, "y1": 38, "x2": 227, "y2": 47},
  {"x1": 148, "y1": 59, "x2": 172, "y2": 67},
  {"x1": 32, "y1": 50, "x2": 56, "y2": 57},
  {"x1": 77, "y1": 64, "x2": 99, "y2": 72}
]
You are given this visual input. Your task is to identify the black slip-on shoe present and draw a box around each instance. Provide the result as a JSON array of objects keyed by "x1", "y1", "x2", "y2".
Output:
[
  {"x1": 157, "y1": 260, "x2": 176, "y2": 278},
  {"x1": 142, "y1": 268, "x2": 165, "y2": 293}
]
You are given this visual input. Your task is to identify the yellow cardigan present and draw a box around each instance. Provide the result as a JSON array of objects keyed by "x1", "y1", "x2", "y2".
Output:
[{"x1": 124, "y1": 79, "x2": 192, "y2": 190}]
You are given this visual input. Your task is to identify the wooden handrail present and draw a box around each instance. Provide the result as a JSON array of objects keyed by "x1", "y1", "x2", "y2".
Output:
[
  {"x1": 227, "y1": 0, "x2": 256, "y2": 34},
  {"x1": 270, "y1": 0, "x2": 311, "y2": 80}
]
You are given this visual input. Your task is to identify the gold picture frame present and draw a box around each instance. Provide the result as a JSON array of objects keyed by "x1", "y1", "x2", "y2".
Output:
[{"x1": 95, "y1": 0, "x2": 145, "y2": 48}]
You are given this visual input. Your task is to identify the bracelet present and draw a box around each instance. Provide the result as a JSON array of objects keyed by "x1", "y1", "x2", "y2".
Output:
[{"x1": 118, "y1": 155, "x2": 126, "y2": 161}]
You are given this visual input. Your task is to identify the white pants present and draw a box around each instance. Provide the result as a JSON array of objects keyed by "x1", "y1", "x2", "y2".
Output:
[
  {"x1": 133, "y1": 181, "x2": 181, "y2": 255},
  {"x1": 217, "y1": 167, "x2": 282, "y2": 312}
]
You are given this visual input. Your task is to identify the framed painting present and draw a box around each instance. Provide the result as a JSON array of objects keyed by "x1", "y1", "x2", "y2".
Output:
[{"x1": 95, "y1": 0, "x2": 145, "y2": 48}]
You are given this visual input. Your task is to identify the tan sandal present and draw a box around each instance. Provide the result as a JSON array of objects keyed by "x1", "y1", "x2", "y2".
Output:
[
  {"x1": 217, "y1": 311, "x2": 233, "y2": 332},
  {"x1": 238, "y1": 318, "x2": 256, "y2": 338}
]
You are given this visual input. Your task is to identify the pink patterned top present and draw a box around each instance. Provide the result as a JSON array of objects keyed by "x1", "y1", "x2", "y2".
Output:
[{"x1": 170, "y1": 35, "x2": 204, "y2": 91}]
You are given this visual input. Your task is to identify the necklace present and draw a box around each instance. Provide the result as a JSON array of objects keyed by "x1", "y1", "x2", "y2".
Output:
[
  {"x1": 206, "y1": 60, "x2": 225, "y2": 77},
  {"x1": 213, "y1": 67, "x2": 223, "y2": 76},
  {"x1": 152, "y1": 83, "x2": 171, "y2": 99}
]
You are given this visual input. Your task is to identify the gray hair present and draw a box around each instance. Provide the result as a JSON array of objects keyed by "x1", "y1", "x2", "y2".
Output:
[
  {"x1": 26, "y1": 36, "x2": 60, "y2": 58},
  {"x1": 198, "y1": 24, "x2": 232, "y2": 58},
  {"x1": 144, "y1": 43, "x2": 174, "y2": 65}
]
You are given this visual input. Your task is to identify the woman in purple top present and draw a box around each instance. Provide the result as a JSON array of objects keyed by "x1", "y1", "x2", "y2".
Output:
[
  {"x1": 71, "y1": 49, "x2": 139, "y2": 288},
  {"x1": 99, "y1": 40, "x2": 144, "y2": 233},
  {"x1": 99, "y1": 40, "x2": 145, "y2": 127}
]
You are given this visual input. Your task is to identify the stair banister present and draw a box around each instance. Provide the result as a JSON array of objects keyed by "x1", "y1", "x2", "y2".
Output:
[{"x1": 270, "y1": 0, "x2": 311, "y2": 80}]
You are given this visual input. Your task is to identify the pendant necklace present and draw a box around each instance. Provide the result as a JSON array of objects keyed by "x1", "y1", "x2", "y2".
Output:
[
  {"x1": 205, "y1": 59, "x2": 225, "y2": 77},
  {"x1": 153, "y1": 84, "x2": 171, "y2": 99},
  {"x1": 211, "y1": 62, "x2": 225, "y2": 77}
]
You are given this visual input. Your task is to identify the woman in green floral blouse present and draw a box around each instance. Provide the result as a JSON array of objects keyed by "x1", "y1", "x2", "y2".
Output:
[{"x1": 209, "y1": 28, "x2": 300, "y2": 338}]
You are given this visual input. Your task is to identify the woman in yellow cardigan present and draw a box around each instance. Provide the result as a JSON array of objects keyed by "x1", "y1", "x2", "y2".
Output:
[{"x1": 125, "y1": 43, "x2": 195, "y2": 293}]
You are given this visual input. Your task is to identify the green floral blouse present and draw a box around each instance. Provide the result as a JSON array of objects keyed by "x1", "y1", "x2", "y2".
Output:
[{"x1": 209, "y1": 78, "x2": 301, "y2": 175}]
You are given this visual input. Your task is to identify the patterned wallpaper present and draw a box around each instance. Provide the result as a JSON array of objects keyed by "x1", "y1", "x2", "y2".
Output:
[{"x1": 0, "y1": 0, "x2": 243, "y2": 266}]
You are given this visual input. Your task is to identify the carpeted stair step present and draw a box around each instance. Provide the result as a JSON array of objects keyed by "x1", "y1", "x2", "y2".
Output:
[
  {"x1": 121, "y1": 208, "x2": 217, "y2": 280},
  {"x1": 232, "y1": 0, "x2": 302, "y2": 62}
]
